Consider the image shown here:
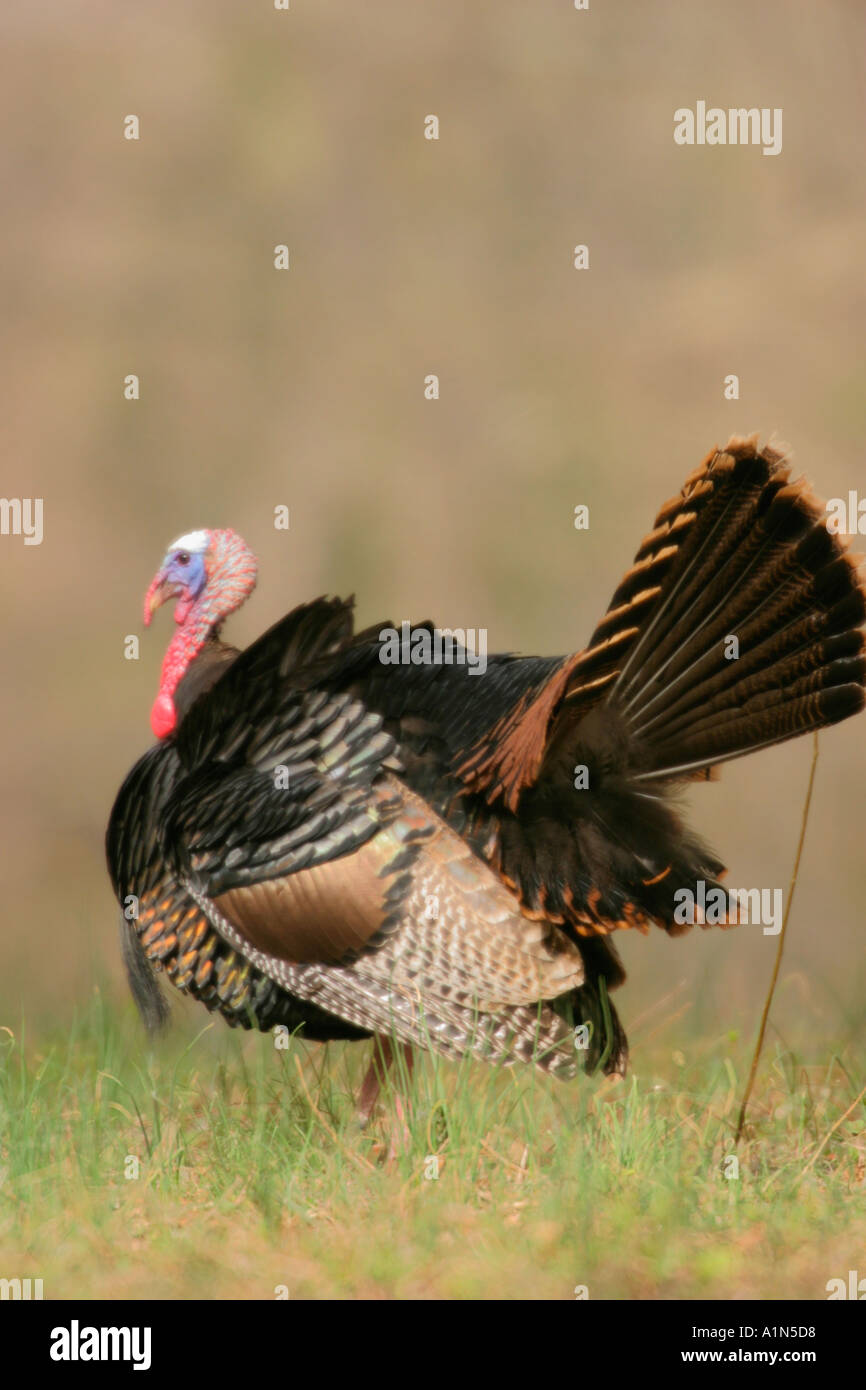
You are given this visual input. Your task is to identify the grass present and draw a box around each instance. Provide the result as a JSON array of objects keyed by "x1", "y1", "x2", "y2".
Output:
[{"x1": 0, "y1": 995, "x2": 864, "y2": 1300}]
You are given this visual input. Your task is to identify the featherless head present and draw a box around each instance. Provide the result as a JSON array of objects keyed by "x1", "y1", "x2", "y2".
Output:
[
  {"x1": 144, "y1": 528, "x2": 258, "y2": 740},
  {"x1": 143, "y1": 529, "x2": 257, "y2": 627}
]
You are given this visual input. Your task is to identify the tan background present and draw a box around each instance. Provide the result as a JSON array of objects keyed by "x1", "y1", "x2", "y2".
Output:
[{"x1": 1, "y1": 2, "x2": 863, "y2": 1058}]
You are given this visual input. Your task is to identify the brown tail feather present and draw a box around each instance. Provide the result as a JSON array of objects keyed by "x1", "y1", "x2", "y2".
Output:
[{"x1": 589, "y1": 436, "x2": 866, "y2": 780}]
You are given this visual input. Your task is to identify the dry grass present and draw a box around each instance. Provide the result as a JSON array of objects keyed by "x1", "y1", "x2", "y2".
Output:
[{"x1": 1, "y1": 999, "x2": 863, "y2": 1299}]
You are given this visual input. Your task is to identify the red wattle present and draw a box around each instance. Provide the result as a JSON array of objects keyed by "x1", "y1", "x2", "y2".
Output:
[{"x1": 150, "y1": 692, "x2": 177, "y2": 740}]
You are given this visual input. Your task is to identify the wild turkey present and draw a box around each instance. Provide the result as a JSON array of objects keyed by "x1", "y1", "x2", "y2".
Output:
[{"x1": 106, "y1": 436, "x2": 866, "y2": 1097}]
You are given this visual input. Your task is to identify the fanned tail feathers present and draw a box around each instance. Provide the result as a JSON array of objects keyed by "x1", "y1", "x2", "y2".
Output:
[{"x1": 567, "y1": 435, "x2": 866, "y2": 780}]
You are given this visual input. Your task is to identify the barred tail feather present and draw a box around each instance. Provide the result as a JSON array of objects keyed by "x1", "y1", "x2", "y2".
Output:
[{"x1": 574, "y1": 436, "x2": 866, "y2": 782}]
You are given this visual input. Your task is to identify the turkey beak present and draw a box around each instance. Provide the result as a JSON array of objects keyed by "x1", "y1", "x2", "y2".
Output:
[{"x1": 143, "y1": 573, "x2": 180, "y2": 627}]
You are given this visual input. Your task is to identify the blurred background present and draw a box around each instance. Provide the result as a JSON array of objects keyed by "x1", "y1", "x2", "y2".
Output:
[{"x1": 0, "y1": 1, "x2": 863, "y2": 1061}]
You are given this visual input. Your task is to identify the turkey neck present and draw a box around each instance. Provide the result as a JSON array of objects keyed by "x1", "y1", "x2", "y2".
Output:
[{"x1": 172, "y1": 636, "x2": 240, "y2": 725}]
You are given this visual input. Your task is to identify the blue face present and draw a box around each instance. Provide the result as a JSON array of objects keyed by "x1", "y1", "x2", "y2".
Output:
[{"x1": 164, "y1": 546, "x2": 207, "y2": 600}]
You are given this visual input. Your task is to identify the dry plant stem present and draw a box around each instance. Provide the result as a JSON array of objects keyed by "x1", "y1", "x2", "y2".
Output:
[
  {"x1": 797, "y1": 1079, "x2": 866, "y2": 1184},
  {"x1": 734, "y1": 732, "x2": 820, "y2": 1144}
]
